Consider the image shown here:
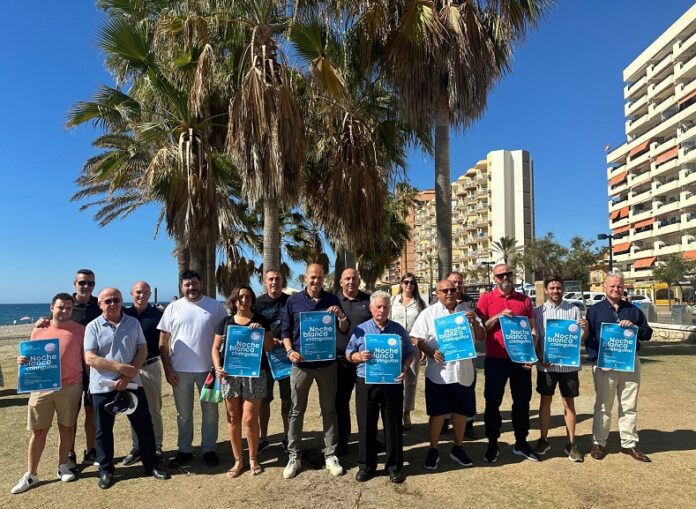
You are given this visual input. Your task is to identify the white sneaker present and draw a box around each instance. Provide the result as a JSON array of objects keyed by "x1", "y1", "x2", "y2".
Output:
[
  {"x1": 11, "y1": 473, "x2": 39, "y2": 494},
  {"x1": 283, "y1": 458, "x2": 301, "y2": 479},
  {"x1": 57, "y1": 464, "x2": 75, "y2": 482},
  {"x1": 325, "y1": 455, "x2": 344, "y2": 477}
]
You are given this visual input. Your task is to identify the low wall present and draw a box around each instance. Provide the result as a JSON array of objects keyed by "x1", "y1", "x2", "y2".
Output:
[{"x1": 648, "y1": 322, "x2": 696, "y2": 343}]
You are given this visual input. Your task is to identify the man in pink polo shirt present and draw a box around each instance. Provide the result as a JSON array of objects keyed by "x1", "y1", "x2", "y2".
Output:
[
  {"x1": 12, "y1": 293, "x2": 85, "y2": 494},
  {"x1": 476, "y1": 264, "x2": 538, "y2": 463}
]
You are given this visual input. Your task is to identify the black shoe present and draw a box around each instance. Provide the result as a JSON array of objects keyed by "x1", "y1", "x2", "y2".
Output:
[
  {"x1": 98, "y1": 472, "x2": 113, "y2": 489},
  {"x1": 169, "y1": 451, "x2": 193, "y2": 468},
  {"x1": 513, "y1": 442, "x2": 540, "y2": 462},
  {"x1": 355, "y1": 469, "x2": 374, "y2": 482},
  {"x1": 388, "y1": 469, "x2": 406, "y2": 484},
  {"x1": 203, "y1": 451, "x2": 219, "y2": 467},
  {"x1": 450, "y1": 445, "x2": 474, "y2": 467},
  {"x1": 483, "y1": 442, "x2": 499, "y2": 463},
  {"x1": 424, "y1": 447, "x2": 439, "y2": 470},
  {"x1": 150, "y1": 468, "x2": 171, "y2": 480},
  {"x1": 440, "y1": 418, "x2": 451, "y2": 435},
  {"x1": 336, "y1": 443, "x2": 349, "y2": 457},
  {"x1": 84, "y1": 448, "x2": 99, "y2": 467},
  {"x1": 464, "y1": 421, "x2": 477, "y2": 440},
  {"x1": 121, "y1": 449, "x2": 141, "y2": 466},
  {"x1": 258, "y1": 438, "x2": 270, "y2": 453}
]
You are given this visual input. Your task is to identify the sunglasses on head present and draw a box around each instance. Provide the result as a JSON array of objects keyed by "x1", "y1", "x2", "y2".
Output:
[
  {"x1": 77, "y1": 281, "x2": 96, "y2": 287},
  {"x1": 102, "y1": 298, "x2": 121, "y2": 305},
  {"x1": 438, "y1": 288, "x2": 457, "y2": 294},
  {"x1": 494, "y1": 272, "x2": 513, "y2": 280}
]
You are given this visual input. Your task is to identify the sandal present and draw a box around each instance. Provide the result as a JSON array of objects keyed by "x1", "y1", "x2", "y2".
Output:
[
  {"x1": 227, "y1": 461, "x2": 245, "y2": 478},
  {"x1": 249, "y1": 457, "x2": 264, "y2": 476}
]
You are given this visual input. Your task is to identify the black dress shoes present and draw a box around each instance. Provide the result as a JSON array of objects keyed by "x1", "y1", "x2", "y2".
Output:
[
  {"x1": 388, "y1": 469, "x2": 406, "y2": 484},
  {"x1": 149, "y1": 468, "x2": 171, "y2": 480},
  {"x1": 355, "y1": 469, "x2": 375, "y2": 482},
  {"x1": 98, "y1": 472, "x2": 114, "y2": 489}
]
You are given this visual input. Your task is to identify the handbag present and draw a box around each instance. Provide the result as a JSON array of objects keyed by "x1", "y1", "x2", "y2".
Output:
[{"x1": 199, "y1": 368, "x2": 223, "y2": 403}]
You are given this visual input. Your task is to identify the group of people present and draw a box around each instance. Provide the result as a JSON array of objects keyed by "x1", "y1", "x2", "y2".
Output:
[{"x1": 12, "y1": 262, "x2": 653, "y2": 494}]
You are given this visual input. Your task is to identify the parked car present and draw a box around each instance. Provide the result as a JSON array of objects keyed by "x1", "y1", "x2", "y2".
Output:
[
  {"x1": 584, "y1": 292, "x2": 606, "y2": 306},
  {"x1": 629, "y1": 295, "x2": 652, "y2": 303},
  {"x1": 565, "y1": 298, "x2": 586, "y2": 312}
]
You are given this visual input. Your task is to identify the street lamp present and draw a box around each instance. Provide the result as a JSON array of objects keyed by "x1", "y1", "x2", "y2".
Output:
[
  {"x1": 480, "y1": 261, "x2": 494, "y2": 291},
  {"x1": 597, "y1": 233, "x2": 614, "y2": 273}
]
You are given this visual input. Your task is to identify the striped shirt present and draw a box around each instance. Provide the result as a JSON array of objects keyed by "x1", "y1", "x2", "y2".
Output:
[{"x1": 534, "y1": 300, "x2": 581, "y2": 373}]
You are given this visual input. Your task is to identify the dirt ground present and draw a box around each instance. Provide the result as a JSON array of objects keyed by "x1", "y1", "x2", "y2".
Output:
[{"x1": 1, "y1": 327, "x2": 694, "y2": 508}]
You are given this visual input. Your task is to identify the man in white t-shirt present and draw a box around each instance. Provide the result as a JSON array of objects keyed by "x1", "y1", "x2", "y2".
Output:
[
  {"x1": 410, "y1": 279, "x2": 485, "y2": 470},
  {"x1": 158, "y1": 270, "x2": 227, "y2": 468}
]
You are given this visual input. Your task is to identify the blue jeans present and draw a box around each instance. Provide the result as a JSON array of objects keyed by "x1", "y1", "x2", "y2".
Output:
[{"x1": 172, "y1": 371, "x2": 219, "y2": 453}]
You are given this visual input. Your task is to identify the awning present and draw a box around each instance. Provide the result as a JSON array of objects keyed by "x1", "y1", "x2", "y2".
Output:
[
  {"x1": 655, "y1": 145, "x2": 680, "y2": 165},
  {"x1": 683, "y1": 251, "x2": 696, "y2": 260},
  {"x1": 619, "y1": 206, "x2": 629, "y2": 219},
  {"x1": 634, "y1": 218, "x2": 655, "y2": 229},
  {"x1": 613, "y1": 242, "x2": 631, "y2": 254},
  {"x1": 634, "y1": 257, "x2": 656, "y2": 269},
  {"x1": 609, "y1": 171, "x2": 628, "y2": 186},
  {"x1": 610, "y1": 210, "x2": 620, "y2": 220},
  {"x1": 678, "y1": 89, "x2": 696, "y2": 105},
  {"x1": 628, "y1": 139, "x2": 651, "y2": 158},
  {"x1": 613, "y1": 225, "x2": 630, "y2": 234}
]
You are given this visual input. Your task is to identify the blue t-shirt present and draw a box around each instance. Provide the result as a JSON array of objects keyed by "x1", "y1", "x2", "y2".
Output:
[
  {"x1": 345, "y1": 319, "x2": 416, "y2": 379},
  {"x1": 84, "y1": 313, "x2": 146, "y2": 393}
]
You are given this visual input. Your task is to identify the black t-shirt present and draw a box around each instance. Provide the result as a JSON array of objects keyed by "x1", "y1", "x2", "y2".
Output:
[
  {"x1": 336, "y1": 291, "x2": 371, "y2": 357},
  {"x1": 216, "y1": 313, "x2": 271, "y2": 372},
  {"x1": 254, "y1": 293, "x2": 289, "y2": 339},
  {"x1": 124, "y1": 304, "x2": 163, "y2": 359},
  {"x1": 71, "y1": 295, "x2": 101, "y2": 326}
]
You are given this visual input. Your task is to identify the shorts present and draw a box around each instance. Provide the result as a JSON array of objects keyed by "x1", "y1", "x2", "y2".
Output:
[
  {"x1": 221, "y1": 371, "x2": 268, "y2": 400},
  {"x1": 27, "y1": 382, "x2": 83, "y2": 431},
  {"x1": 536, "y1": 370, "x2": 580, "y2": 398},
  {"x1": 424, "y1": 377, "x2": 476, "y2": 418},
  {"x1": 262, "y1": 372, "x2": 291, "y2": 404}
]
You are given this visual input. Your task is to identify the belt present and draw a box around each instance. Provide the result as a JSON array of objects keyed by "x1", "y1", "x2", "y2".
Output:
[{"x1": 144, "y1": 357, "x2": 160, "y2": 366}]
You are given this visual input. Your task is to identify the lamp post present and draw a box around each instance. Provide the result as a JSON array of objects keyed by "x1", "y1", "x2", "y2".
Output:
[
  {"x1": 597, "y1": 233, "x2": 614, "y2": 273},
  {"x1": 480, "y1": 261, "x2": 494, "y2": 292}
]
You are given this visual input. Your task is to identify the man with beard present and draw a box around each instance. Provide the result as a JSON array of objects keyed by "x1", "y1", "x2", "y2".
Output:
[{"x1": 476, "y1": 263, "x2": 539, "y2": 463}]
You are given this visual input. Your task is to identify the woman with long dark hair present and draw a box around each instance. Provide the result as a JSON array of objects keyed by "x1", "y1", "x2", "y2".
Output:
[
  {"x1": 390, "y1": 273, "x2": 427, "y2": 429},
  {"x1": 212, "y1": 286, "x2": 274, "y2": 477}
]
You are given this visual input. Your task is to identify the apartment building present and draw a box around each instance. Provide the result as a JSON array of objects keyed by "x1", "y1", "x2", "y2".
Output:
[
  {"x1": 606, "y1": 4, "x2": 696, "y2": 300},
  {"x1": 408, "y1": 150, "x2": 535, "y2": 294}
]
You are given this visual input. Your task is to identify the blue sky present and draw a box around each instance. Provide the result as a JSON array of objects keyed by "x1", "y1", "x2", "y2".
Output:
[{"x1": 1, "y1": 1, "x2": 694, "y2": 303}]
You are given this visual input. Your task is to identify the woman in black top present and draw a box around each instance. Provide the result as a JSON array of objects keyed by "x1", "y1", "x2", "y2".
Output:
[{"x1": 212, "y1": 286, "x2": 273, "y2": 477}]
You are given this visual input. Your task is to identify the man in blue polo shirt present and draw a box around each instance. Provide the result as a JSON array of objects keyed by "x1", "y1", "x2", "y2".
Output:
[
  {"x1": 281, "y1": 263, "x2": 349, "y2": 479},
  {"x1": 583, "y1": 272, "x2": 652, "y2": 462},
  {"x1": 346, "y1": 291, "x2": 415, "y2": 484}
]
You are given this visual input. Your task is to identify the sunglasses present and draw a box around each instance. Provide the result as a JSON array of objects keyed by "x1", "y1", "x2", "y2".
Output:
[
  {"x1": 77, "y1": 281, "x2": 96, "y2": 287},
  {"x1": 402, "y1": 280, "x2": 415, "y2": 285},
  {"x1": 438, "y1": 288, "x2": 457, "y2": 294},
  {"x1": 102, "y1": 298, "x2": 121, "y2": 305},
  {"x1": 493, "y1": 272, "x2": 513, "y2": 280}
]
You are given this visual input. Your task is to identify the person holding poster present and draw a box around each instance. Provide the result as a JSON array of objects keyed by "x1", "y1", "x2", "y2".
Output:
[
  {"x1": 11, "y1": 293, "x2": 84, "y2": 494},
  {"x1": 390, "y1": 272, "x2": 427, "y2": 430},
  {"x1": 475, "y1": 263, "x2": 539, "y2": 463},
  {"x1": 345, "y1": 291, "x2": 416, "y2": 484},
  {"x1": 212, "y1": 286, "x2": 274, "y2": 477},
  {"x1": 532, "y1": 276, "x2": 587, "y2": 462},
  {"x1": 584, "y1": 271, "x2": 653, "y2": 462},
  {"x1": 254, "y1": 269, "x2": 291, "y2": 454},
  {"x1": 411, "y1": 279, "x2": 485, "y2": 470},
  {"x1": 281, "y1": 263, "x2": 349, "y2": 479}
]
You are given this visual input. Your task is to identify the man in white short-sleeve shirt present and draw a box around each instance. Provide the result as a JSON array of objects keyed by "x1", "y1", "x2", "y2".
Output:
[
  {"x1": 158, "y1": 270, "x2": 227, "y2": 468},
  {"x1": 411, "y1": 279, "x2": 485, "y2": 470}
]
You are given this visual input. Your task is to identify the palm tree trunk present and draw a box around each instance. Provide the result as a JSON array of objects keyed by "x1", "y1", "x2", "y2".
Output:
[
  {"x1": 189, "y1": 242, "x2": 207, "y2": 295},
  {"x1": 206, "y1": 241, "x2": 217, "y2": 299},
  {"x1": 263, "y1": 199, "x2": 281, "y2": 273},
  {"x1": 333, "y1": 244, "x2": 355, "y2": 290},
  {"x1": 435, "y1": 92, "x2": 452, "y2": 280},
  {"x1": 174, "y1": 240, "x2": 190, "y2": 297}
]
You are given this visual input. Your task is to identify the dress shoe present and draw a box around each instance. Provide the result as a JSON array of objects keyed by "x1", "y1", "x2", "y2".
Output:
[
  {"x1": 621, "y1": 447, "x2": 651, "y2": 463},
  {"x1": 388, "y1": 469, "x2": 405, "y2": 484},
  {"x1": 590, "y1": 444, "x2": 606, "y2": 460},
  {"x1": 150, "y1": 468, "x2": 171, "y2": 480},
  {"x1": 98, "y1": 472, "x2": 114, "y2": 489},
  {"x1": 355, "y1": 469, "x2": 374, "y2": 482}
]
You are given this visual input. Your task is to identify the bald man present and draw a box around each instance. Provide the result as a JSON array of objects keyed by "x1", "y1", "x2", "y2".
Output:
[
  {"x1": 84, "y1": 288, "x2": 169, "y2": 489},
  {"x1": 122, "y1": 281, "x2": 164, "y2": 466},
  {"x1": 281, "y1": 263, "x2": 349, "y2": 479},
  {"x1": 335, "y1": 268, "x2": 371, "y2": 456}
]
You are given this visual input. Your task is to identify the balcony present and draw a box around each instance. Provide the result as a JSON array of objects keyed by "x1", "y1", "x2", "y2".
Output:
[
  {"x1": 625, "y1": 75, "x2": 648, "y2": 100},
  {"x1": 630, "y1": 187, "x2": 653, "y2": 204},
  {"x1": 651, "y1": 156, "x2": 680, "y2": 178},
  {"x1": 648, "y1": 53, "x2": 673, "y2": 81},
  {"x1": 654, "y1": 219, "x2": 681, "y2": 236},
  {"x1": 629, "y1": 170, "x2": 651, "y2": 188},
  {"x1": 675, "y1": 53, "x2": 696, "y2": 81},
  {"x1": 631, "y1": 228, "x2": 654, "y2": 241},
  {"x1": 630, "y1": 208, "x2": 652, "y2": 223},
  {"x1": 649, "y1": 74, "x2": 674, "y2": 100},
  {"x1": 627, "y1": 112, "x2": 649, "y2": 135},
  {"x1": 676, "y1": 31, "x2": 696, "y2": 57},
  {"x1": 653, "y1": 177, "x2": 680, "y2": 197},
  {"x1": 625, "y1": 94, "x2": 648, "y2": 117},
  {"x1": 649, "y1": 94, "x2": 676, "y2": 119},
  {"x1": 654, "y1": 198, "x2": 681, "y2": 216},
  {"x1": 655, "y1": 243, "x2": 682, "y2": 256},
  {"x1": 680, "y1": 168, "x2": 696, "y2": 187}
]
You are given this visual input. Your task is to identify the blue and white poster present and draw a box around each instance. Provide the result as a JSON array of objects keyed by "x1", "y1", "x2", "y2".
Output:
[
  {"x1": 299, "y1": 311, "x2": 336, "y2": 362},
  {"x1": 223, "y1": 326, "x2": 264, "y2": 378},
  {"x1": 365, "y1": 334, "x2": 402, "y2": 384},
  {"x1": 266, "y1": 345, "x2": 292, "y2": 380},
  {"x1": 500, "y1": 316, "x2": 538, "y2": 364},
  {"x1": 18, "y1": 339, "x2": 62, "y2": 393},
  {"x1": 434, "y1": 312, "x2": 477, "y2": 362},
  {"x1": 543, "y1": 319, "x2": 582, "y2": 367},
  {"x1": 597, "y1": 323, "x2": 638, "y2": 372}
]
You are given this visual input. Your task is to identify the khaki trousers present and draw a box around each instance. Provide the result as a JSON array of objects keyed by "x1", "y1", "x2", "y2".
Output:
[{"x1": 592, "y1": 358, "x2": 641, "y2": 448}]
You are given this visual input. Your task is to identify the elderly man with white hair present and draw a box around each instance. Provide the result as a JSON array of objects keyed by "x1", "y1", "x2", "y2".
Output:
[
  {"x1": 345, "y1": 291, "x2": 416, "y2": 484},
  {"x1": 583, "y1": 271, "x2": 653, "y2": 462}
]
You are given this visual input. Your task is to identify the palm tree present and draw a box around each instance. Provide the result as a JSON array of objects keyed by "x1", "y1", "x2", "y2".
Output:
[
  {"x1": 354, "y1": 0, "x2": 549, "y2": 279},
  {"x1": 492, "y1": 236, "x2": 519, "y2": 264}
]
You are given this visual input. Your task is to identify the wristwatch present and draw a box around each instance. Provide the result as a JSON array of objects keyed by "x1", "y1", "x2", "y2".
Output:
[{"x1": 338, "y1": 315, "x2": 347, "y2": 322}]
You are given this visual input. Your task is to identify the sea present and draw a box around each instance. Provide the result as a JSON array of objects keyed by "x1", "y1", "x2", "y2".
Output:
[{"x1": 0, "y1": 304, "x2": 51, "y2": 326}]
